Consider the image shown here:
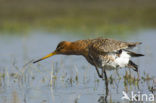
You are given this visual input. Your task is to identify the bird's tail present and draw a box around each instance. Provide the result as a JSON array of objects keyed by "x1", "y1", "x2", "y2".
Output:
[
  {"x1": 124, "y1": 49, "x2": 144, "y2": 57},
  {"x1": 128, "y1": 52, "x2": 144, "y2": 57},
  {"x1": 128, "y1": 42, "x2": 142, "y2": 48},
  {"x1": 127, "y1": 60, "x2": 138, "y2": 72}
]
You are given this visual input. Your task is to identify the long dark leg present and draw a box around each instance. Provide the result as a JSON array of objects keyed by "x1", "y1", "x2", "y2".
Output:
[
  {"x1": 100, "y1": 68, "x2": 104, "y2": 78},
  {"x1": 89, "y1": 55, "x2": 103, "y2": 78},
  {"x1": 103, "y1": 68, "x2": 109, "y2": 100},
  {"x1": 103, "y1": 69, "x2": 108, "y2": 81},
  {"x1": 95, "y1": 66, "x2": 103, "y2": 78},
  {"x1": 88, "y1": 55, "x2": 103, "y2": 78}
]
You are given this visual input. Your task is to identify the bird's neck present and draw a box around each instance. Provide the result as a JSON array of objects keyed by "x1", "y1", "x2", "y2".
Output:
[{"x1": 67, "y1": 40, "x2": 89, "y2": 56}]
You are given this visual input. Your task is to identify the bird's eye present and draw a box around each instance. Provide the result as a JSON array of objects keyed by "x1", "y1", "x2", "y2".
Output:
[
  {"x1": 56, "y1": 41, "x2": 65, "y2": 50},
  {"x1": 56, "y1": 46, "x2": 64, "y2": 51},
  {"x1": 56, "y1": 45, "x2": 60, "y2": 49},
  {"x1": 57, "y1": 46, "x2": 61, "y2": 50}
]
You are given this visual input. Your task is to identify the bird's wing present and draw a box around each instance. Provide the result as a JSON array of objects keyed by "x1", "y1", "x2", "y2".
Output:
[{"x1": 90, "y1": 38, "x2": 141, "y2": 54}]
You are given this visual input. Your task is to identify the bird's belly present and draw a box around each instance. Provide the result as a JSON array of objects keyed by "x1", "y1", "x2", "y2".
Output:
[
  {"x1": 95, "y1": 51, "x2": 130, "y2": 70},
  {"x1": 96, "y1": 58, "x2": 118, "y2": 70}
]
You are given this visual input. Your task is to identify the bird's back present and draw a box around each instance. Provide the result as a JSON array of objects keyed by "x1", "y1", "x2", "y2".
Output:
[{"x1": 79, "y1": 38, "x2": 143, "y2": 71}]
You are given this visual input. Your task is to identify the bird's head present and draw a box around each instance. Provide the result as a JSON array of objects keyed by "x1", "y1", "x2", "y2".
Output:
[
  {"x1": 55, "y1": 41, "x2": 72, "y2": 54},
  {"x1": 33, "y1": 41, "x2": 73, "y2": 63}
]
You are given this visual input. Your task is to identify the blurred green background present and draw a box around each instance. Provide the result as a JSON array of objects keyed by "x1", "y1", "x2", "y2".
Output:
[{"x1": 0, "y1": 0, "x2": 156, "y2": 35}]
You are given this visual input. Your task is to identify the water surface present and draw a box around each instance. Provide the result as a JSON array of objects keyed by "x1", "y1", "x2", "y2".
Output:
[{"x1": 0, "y1": 30, "x2": 156, "y2": 103}]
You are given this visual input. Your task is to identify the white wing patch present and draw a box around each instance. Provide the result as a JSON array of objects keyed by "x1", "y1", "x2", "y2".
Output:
[
  {"x1": 115, "y1": 50, "x2": 130, "y2": 68},
  {"x1": 100, "y1": 50, "x2": 131, "y2": 70}
]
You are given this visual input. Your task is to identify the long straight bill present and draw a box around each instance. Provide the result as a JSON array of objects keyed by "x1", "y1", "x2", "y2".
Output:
[{"x1": 33, "y1": 52, "x2": 57, "y2": 63}]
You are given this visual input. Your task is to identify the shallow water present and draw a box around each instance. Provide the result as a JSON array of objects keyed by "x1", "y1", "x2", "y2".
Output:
[{"x1": 0, "y1": 30, "x2": 156, "y2": 103}]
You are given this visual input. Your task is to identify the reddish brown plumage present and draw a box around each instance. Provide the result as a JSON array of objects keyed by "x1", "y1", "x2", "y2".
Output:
[
  {"x1": 53, "y1": 38, "x2": 140, "y2": 56},
  {"x1": 33, "y1": 38, "x2": 143, "y2": 78}
]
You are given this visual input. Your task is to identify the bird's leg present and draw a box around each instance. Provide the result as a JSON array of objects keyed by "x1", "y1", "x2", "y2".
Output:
[
  {"x1": 93, "y1": 61, "x2": 103, "y2": 78},
  {"x1": 92, "y1": 59, "x2": 103, "y2": 78},
  {"x1": 101, "y1": 68, "x2": 104, "y2": 78},
  {"x1": 89, "y1": 55, "x2": 103, "y2": 78},
  {"x1": 103, "y1": 68, "x2": 109, "y2": 96},
  {"x1": 103, "y1": 69, "x2": 108, "y2": 80},
  {"x1": 95, "y1": 66, "x2": 103, "y2": 78}
]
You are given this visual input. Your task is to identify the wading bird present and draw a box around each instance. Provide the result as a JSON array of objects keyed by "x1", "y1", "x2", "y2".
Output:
[{"x1": 33, "y1": 38, "x2": 144, "y2": 80}]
